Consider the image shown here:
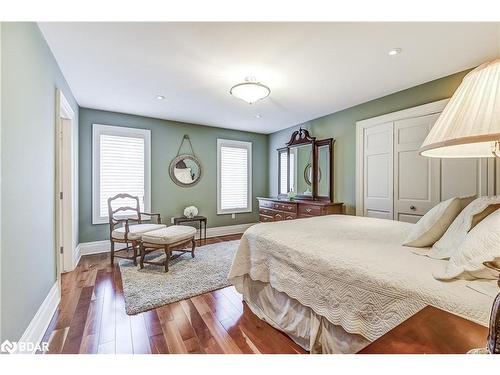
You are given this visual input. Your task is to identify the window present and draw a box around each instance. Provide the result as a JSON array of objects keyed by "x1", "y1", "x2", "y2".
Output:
[
  {"x1": 92, "y1": 124, "x2": 151, "y2": 224},
  {"x1": 217, "y1": 139, "x2": 252, "y2": 214},
  {"x1": 279, "y1": 149, "x2": 297, "y2": 195},
  {"x1": 279, "y1": 151, "x2": 288, "y2": 194}
]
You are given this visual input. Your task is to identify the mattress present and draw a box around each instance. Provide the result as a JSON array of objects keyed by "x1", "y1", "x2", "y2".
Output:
[{"x1": 228, "y1": 215, "x2": 495, "y2": 351}]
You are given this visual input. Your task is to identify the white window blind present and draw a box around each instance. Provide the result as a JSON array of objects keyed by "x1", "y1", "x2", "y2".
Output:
[
  {"x1": 217, "y1": 139, "x2": 252, "y2": 214},
  {"x1": 279, "y1": 151, "x2": 288, "y2": 194},
  {"x1": 92, "y1": 124, "x2": 151, "y2": 224}
]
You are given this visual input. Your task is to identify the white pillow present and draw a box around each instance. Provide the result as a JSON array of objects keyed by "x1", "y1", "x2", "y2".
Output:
[
  {"x1": 433, "y1": 208, "x2": 500, "y2": 281},
  {"x1": 428, "y1": 196, "x2": 500, "y2": 260},
  {"x1": 403, "y1": 197, "x2": 462, "y2": 247}
]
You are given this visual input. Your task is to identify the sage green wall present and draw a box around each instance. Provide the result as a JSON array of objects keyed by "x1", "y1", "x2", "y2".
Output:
[
  {"x1": 79, "y1": 108, "x2": 268, "y2": 243},
  {"x1": 1, "y1": 23, "x2": 79, "y2": 340},
  {"x1": 268, "y1": 70, "x2": 470, "y2": 215}
]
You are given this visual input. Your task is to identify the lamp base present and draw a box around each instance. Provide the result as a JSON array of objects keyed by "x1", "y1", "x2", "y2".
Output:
[{"x1": 493, "y1": 141, "x2": 500, "y2": 158}]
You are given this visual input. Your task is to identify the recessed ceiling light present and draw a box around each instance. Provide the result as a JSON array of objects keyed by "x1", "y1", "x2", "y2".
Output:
[
  {"x1": 388, "y1": 48, "x2": 402, "y2": 56},
  {"x1": 255, "y1": 114, "x2": 262, "y2": 119},
  {"x1": 156, "y1": 95, "x2": 165, "y2": 100},
  {"x1": 230, "y1": 77, "x2": 271, "y2": 104}
]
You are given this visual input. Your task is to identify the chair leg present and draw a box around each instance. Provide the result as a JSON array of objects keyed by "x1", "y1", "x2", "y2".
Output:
[
  {"x1": 191, "y1": 238, "x2": 196, "y2": 258},
  {"x1": 110, "y1": 241, "x2": 115, "y2": 265},
  {"x1": 132, "y1": 240, "x2": 138, "y2": 266},
  {"x1": 164, "y1": 246, "x2": 170, "y2": 272},
  {"x1": 139, "y1": 242, "x2": 145, "y2": 269}
]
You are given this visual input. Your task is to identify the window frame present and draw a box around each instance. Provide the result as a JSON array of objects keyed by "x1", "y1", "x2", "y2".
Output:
[
  {"x1": 92, "y1": 124, "x2": 151, "y2": 224},
  {"x1": 217, "y1": 139, "x2": 252, "y2": 215}
]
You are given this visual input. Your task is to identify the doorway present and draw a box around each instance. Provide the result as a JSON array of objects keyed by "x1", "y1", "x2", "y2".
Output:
[{"x1": 55, "y1": 89, "x2": 76, "y2": 276}]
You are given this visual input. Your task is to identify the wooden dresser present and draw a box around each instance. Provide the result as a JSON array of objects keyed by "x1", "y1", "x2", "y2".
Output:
[{"x1": 257, "y1": 197, "x2": 344, "y2": 222}]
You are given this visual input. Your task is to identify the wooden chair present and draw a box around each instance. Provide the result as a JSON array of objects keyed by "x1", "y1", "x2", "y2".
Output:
[{"x1": 108, "y1": 193, "x2": 165, "y2": 265}]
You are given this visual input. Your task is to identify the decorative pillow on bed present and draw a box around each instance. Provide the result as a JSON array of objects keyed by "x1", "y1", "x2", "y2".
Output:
[
  {"x1": 426, "y1": 196, "x2": 500, "y2": 260},
  {"x1": 433, "y1": 208, "x2": 500, "y2": 281},
  {"x1": 403, "y1": 197, "x2": 463, "y2": 248}
]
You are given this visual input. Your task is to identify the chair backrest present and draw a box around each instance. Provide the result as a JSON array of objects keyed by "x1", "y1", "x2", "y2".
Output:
[{"x1": 107, "y1": 193, "x2": 141, "y2": 226}]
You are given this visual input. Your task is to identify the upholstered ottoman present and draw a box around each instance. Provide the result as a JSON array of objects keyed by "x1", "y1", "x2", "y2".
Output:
[{"x1": 139, "y1": 225, "x2": 197, "y2": 272}]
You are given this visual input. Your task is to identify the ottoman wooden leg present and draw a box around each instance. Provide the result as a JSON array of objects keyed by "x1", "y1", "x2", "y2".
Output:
[
  {"x1": 139, "y1": 242, "x2": 145, "y2": 269},
  {"x1": 164, "y1": 246, "x2": 171, "y2": 272},
  {"x1": 110, "y1": 241, "x2": 115, "y2": 265},
  {"x1": 132, "y1": 240, "x2": 138, "y2": 266},
  {"x1": 191, "y1": 238, "x2": 196, "y2": 258}
]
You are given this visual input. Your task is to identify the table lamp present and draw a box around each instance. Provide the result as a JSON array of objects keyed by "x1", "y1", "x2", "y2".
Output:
[{"x1": 420, "y1": 58, "x2": 500, "y2": 354}]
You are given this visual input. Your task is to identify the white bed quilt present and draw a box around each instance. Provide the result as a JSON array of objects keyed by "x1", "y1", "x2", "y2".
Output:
[{"x1": 228, "y1": 215, "x2": 494, "y2": 342}]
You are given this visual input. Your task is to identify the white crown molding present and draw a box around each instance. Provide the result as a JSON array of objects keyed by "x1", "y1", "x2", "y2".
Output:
[
  {"x1": 78, "y1": 223, "x2": 256, "y2": 256},
  {"x1": 356, "y1": 98, "x2": 450, "y2": 128},
  {"x1": 16, "y1": 282, "x2": 60, "y2": 354}
]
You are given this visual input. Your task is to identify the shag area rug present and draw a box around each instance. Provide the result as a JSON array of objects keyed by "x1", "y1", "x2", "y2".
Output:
[{"x1": 119, "y1": 240, "x2": 239, "y2": 315}]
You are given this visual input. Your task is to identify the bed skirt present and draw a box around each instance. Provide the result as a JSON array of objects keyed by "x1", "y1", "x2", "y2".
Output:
[{"x1": 232, "y1": 275, "x2": 371, "y2": 354}]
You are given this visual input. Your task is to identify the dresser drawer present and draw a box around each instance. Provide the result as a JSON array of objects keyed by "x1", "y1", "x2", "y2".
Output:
[
  {"x1": 259, "y1": 207, "x2": 276, "y2": 216},
  {"x1": 259, "y1": 200, "x2": 275, "y2": 209},
  {"x1": 272, "y1": 211, "x2": 285, "y2": 221},
  {"x1": 259, "y1": 214, "x2": 274, "y2": 223},
  {"x1": 283, "y1": 212, "x2": 297, "y2": 220},
  {"x1": 271, "y1": 202, "x2": 297, "y2": 213},
  {"x1": 298, "y1": 204, "x2": 322, "y2": 216}
]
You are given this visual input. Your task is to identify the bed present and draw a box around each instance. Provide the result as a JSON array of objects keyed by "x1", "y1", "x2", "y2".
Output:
[{"x1": 228, "y1": 215, "x2": 495, "y2": 353}]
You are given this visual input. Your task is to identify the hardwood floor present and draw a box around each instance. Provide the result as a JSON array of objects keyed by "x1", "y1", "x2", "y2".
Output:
[{"x1": 40, "y1": 234, "x2": 306, "y2": 354}]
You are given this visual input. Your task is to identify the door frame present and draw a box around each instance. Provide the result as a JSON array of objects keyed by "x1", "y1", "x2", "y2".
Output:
[
  {"x1": 55, "y1": 89, "x2": 76, "y2": 279},
  {"x1": 355, "y1": 99, "x2": 450, "y2": 217}
]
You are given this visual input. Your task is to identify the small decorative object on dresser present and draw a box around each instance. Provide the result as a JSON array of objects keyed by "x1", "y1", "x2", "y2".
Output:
[{"x1": 183, "y1": 205, "x2": 199, "y2": 218}]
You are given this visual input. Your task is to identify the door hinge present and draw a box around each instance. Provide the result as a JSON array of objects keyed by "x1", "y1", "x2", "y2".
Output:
[
  {"x1": 59, "y1": 192, "x2": 63, "y2": 199},
  {"x1": 60, "y1": 246, "x2": 64, "y2": 254}
]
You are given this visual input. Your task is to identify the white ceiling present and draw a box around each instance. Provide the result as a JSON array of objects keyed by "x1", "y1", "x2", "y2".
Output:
[{"x1": 39, "y1": 22, "x2": 500, "y2": 134}]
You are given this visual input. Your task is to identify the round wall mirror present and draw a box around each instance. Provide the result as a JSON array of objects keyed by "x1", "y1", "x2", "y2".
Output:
[
  {"x1": 304, "y1": 163, "x2": 322, "y2": 186},
  {"x1": 169, "y1": 154, "x2": 202, "y2": 187}
]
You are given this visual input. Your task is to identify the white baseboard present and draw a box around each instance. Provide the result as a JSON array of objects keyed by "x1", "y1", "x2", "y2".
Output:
[
  {"x1": 73, "y1": 244, "x2": 82, "y2": 270},
  {"x1": 16, "y1": 282, "x2": 60, "y2": 354},
  {"x1": 78, "y1": 222, "x2": 256, "y2": 257},
  {"x1": 204, "y1": 222, "x2": 255, "y2": 238}
]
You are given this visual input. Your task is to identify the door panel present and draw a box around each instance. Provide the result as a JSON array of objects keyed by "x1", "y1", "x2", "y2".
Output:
[
  {"x1": 366, "y1": 209, "x2": 393, "y2": 220},
  {"x1": 394, "y1": 114, "x2": 440, "y2": 220},
  {"x1": 363, "y1": 122, "x2": 393, "y2": 218},
  {"x1": 440, "y1": 158, "x2": 486, "y2": 200},
  {"x1": 398, "y1": 213, "x2": 422, "y2": 224}
]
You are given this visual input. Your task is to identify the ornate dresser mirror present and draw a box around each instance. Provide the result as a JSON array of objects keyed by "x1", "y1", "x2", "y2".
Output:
[
  {"x1": 259, "y1": 128, "x2": 340, "y2": 223},
  {"x1": 277, "y1": 128, "x2": 334, "y2": 201}
]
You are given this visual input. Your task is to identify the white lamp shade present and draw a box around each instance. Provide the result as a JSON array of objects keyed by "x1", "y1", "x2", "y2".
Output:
[
  {"x1": 230, "y1": 82, "x2": 270, "y2": 104},
  {"x1": 420, "y1": 58, "x2": 500, "y2": 158}
]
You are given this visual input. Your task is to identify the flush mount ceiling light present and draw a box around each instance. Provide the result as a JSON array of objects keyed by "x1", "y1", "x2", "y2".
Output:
[
  {"x1": 388, "y1": 48, "x2": 402, "y2": 56},
  {"x1": 255, "y1": 114, "x2": 262, "y2": 119},
  {"x1": 156, "y1": 95, "x2": 165, "y2": 100},
  {"x1": 230, "y1": 77, "x2": 271, "y2": 104}
]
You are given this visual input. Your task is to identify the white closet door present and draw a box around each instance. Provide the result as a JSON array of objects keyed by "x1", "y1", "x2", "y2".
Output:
[
  {"x1": 363, "y1": 122, "x2": 393, "y2": 219},
  {"x1": 440, "y1": 158, "x2": 488, "y2": 200},
  {"x1": 394, "y1": 113, "x2": 441, "y2": 223}
]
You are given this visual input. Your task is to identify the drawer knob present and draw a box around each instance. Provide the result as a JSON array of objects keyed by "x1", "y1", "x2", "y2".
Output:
[{"x1": 410, "y1": 205, "x2": 416, "y2": 211}]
